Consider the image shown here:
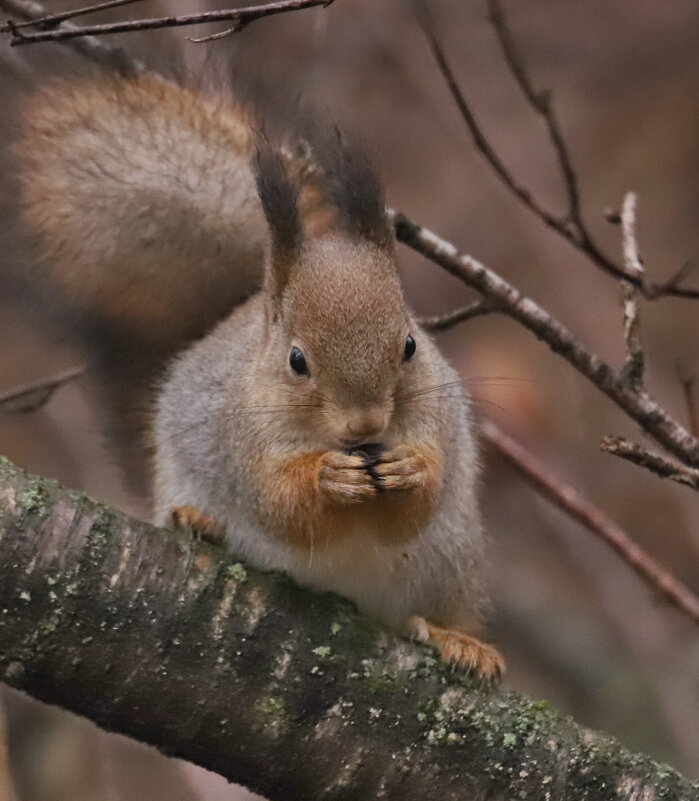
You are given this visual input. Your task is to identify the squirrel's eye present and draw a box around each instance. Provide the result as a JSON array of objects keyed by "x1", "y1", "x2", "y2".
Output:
[
  {"x1": 289, "y1": 346, "x2": 309, "y2": 376},
  {"x1": 404, "y1": 335, "x2": 416, "y2": 362}
]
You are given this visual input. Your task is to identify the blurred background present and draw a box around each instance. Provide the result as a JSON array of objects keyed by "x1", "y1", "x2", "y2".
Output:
[{"x1": 1, "y1": 1, "x2": 698, "y2": 799}]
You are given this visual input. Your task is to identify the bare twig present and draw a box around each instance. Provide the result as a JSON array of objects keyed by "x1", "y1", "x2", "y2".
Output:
[
  {"x1": 486, "y1": 0, "x2": 581, "y2": 230},
  {"x1": 619, "y1": 192, "x2": 645, "y2": 389},
  {"x1": 392, "y1": 210, "x2": 699, "y2": 467},
  {"x1": 2, "y1": 0, "x2": 335, "y2": 45},
  {"x1": 482, "y1": 418, "x2": 699, "y2": 626},
  {"x1": 601, "y1": 435, "x2": 699, "y2": 491},
  {"x1": 187, "y1": 23, "x2": 244, "y2": 44},
  {"x1": 620, "y1": 191, "x2": 644, "y2": 278},
  {"x1": 0, "y1": 366, "x2": 86, "y2": 414},
  {"x1": 419, "y1": 4, "x2": 699, "y2": 301},
  {"x1": 0, "y1": 0, "x2": 142, "y2": 73},
  {"x1": 419, "y1": 22, "x2": 564, "y2": 235},
  {"x1": 0, "y1": 0, "x2": 146, "y2": 32},
  {"x1": 418, "y1": 300, "x2": 496, "y2": 332}
]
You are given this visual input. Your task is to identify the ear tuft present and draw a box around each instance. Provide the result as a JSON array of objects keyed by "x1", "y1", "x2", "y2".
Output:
[
  {"x1": 311, "y1": 127, "x2": 392, "y2": 250},
  {"x1": 254, "y1": 139, "x2": 301, "y2": 296}
]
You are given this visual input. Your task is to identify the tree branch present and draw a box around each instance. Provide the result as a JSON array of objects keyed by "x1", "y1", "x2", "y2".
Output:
[
  {"x1": 0, "y1": 455, "x2": 697, "y2": 800},
  {"x1": 391, "y1": 210, "x2": 699, "y2": 467}
]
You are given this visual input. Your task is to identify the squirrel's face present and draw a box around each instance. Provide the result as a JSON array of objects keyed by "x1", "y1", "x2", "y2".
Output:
[{"x1": 271, "y1": 236, "x2": 416, "y2": 448}]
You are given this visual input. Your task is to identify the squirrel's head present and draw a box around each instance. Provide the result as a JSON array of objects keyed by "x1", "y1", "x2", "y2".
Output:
[{"x1": 255, "y1": 134, "x2": 418, "y2": 448}]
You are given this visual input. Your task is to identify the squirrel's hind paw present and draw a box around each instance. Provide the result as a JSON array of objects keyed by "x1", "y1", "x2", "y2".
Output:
[
  {"x1": 408, "y1": 615, "x2": 504, "y2": 682},
  {"x1": 171, "y1": 505, "x2": 225, "y2": 546}
]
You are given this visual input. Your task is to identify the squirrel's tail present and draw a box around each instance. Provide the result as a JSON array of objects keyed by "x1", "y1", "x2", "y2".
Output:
[{"x1": 3, "y1": 67, "x2": 269, "y2": 496}]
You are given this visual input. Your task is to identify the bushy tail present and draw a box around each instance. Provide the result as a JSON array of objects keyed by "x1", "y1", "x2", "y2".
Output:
[{"x1": 3, "y1": 66, "x2": 270, "y2": 495}]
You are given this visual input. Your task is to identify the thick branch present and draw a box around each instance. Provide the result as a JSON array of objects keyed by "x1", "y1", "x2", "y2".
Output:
[{"x1": 0, "y1": 457, "x2": 696, "y2": 800}]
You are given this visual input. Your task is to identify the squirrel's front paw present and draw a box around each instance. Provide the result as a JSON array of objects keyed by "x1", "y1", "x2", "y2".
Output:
[
  {"x1": 372, "y1": 446, "x2": 430, "y2": 492},
  {"x1": 319, "y1": 451, "x2": 377, "y2": 504}
]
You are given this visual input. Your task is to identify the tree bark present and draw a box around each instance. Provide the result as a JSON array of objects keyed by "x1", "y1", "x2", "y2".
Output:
[{"x1": 0, "y1": 455, "x2": 696, "y2": 800}]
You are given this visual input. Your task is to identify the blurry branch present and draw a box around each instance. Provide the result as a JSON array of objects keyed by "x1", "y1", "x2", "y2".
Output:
[
  {"x1": 601, "y1": 435, "x2": 699, "y2": 492},
  {"x1": 0, "y1": 0, "x2": 335, "y2": 46},
  {"x1": 0, "y1": 0, "x2": 144, "y2": 73},
  {"x1": 486, "y1": 0, "x2": 581, "y2": 230},
  {"x1": 1, "y1": 455, "x2": 698, "y2": 801},
  {"x1": 0, "y1": 0, "x2": 147, "y2": 30},
  {"x1": 481, "y1": 418, "x2": 699, "y2": 626},
  {"x1": 392, "y1": 210, "x2": 699, "y2": 468},
  {"x1": 0, "y1": 366, "x2": 86, "y2": 414},
  {"x1": 418, "y1": 300, "x2": 495, "y2": 332},
  {"x1": 418, "y1": 0, "x2": 699, "y2": 301}
]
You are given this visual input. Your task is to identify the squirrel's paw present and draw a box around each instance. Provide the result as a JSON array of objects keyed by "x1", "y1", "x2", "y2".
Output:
[
  {"x1": 171, "y1": 505, "x2": 225, "y2": 546},
  {"x1": 408, "y1": 615, "x2": 504, "y2": 682},
  {"x1": 373, "y1": 446, "x2": 430, "y2": 492},
  {"x1": 319, "y1": 451, "x2": 377, "y2": 504}
]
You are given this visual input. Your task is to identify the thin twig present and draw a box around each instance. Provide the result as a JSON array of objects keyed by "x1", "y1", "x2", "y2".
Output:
[
  {"x1": 187, "y1": 23, "x2": 244, "y2": 44},
  {"x1": 620, "y1": 191, "x2": 644, "y2": 278},
  {"x1": 419, "y1": 5, "x2": 699, "y2": 301},
  {"x1": 482, "y1": 418, "x2": 699, "y2": 626},
  {"x1": 486, "y1": 0, "x2": 581, "y2": 230},
  {"x1": 0, "y1": 0, "x2": 146, "y2": 32},
  {"x1": 0, "y1": 0, "x2": 142, "y2": 73},
  {"x1": 601, "y1": 435, "x2": 699, "y2": 491},
  {"x1": 419, "y1": 22, "x2": 564, "y2": 235},
  {"x1": 418, "y1": 300, "x2": 496, "y2": 332},
  {"x1": 619, "y1": 192, "x2": 644, "y2": 389},
  {"x1": 0, "y1": 366, "x2": 86, "y2": 414},
  {"x1": 391, "y1": 210, "x2": 699, "y2": 467},
  {"x1": 3, "y1": 0, "x2": 335, "y2": 45}
]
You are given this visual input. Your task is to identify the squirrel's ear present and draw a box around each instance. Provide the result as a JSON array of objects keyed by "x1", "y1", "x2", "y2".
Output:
[{"x1": 254, "y1": 142, "x2": 302, "y2": 303}]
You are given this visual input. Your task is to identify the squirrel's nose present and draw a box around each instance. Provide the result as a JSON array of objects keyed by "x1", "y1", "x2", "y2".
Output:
[{"x1": 345, "y1": 408, "x2": 387, "y2": 442}]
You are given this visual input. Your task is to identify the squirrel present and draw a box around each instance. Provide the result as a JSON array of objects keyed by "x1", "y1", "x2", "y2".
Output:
[{"x1": 9, "y1": 66, "x2": 504, "y2": 681}]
